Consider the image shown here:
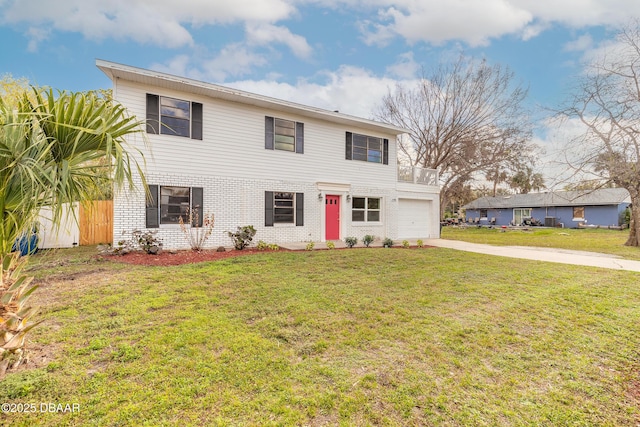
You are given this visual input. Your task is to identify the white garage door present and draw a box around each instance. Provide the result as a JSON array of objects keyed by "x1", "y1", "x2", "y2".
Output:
[{"x1": 398, "y1": 199, "x2": 431, "y2": 239}]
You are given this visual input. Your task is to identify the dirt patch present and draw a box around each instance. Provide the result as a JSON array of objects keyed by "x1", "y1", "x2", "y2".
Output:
[{"x1": 104, "y1": 248, "x2": 286, "y2": 266}]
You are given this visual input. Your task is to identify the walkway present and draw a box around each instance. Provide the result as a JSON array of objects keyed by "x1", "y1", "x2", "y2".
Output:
[{"x1": 424, "y1": 239, "x2": 640, "y2": 272}]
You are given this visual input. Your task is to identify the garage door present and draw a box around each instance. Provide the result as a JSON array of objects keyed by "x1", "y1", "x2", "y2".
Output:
[{"x1": 398, "y1": 199, "x2": 431, "y2": 238}]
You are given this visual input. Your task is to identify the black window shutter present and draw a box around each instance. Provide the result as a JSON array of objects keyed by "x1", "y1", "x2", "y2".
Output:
[
  {"x1": 145, "y1": 185, "x2": 159, "y2": 228},
  {"x1": 296, "y1": 193, "x2": 304, "y2": 226},
  {"x1": 265, "y1": 116, "x2": 274, "y2": 150},
  {"x1": 383, "y1": 139, "x2": 389, "y2": 165},
  {"x1": 191, "y1": 187, "x2": 203, "y2": 227},
  {"x1": 295, "y1": 122, "x2": 304, "y2": 154},
  {"x1": 191, "y1": 102, "x2": 203, "y2": 140},
  {"x1": 345, "y1": 132, "x2": 353, "y2": 160},
  {"x1": 146, "y1": 94, "x2": 159, "y2": 134},
  {"x1": 265, "y1": 191, "x2": 274, "y2": 226}
]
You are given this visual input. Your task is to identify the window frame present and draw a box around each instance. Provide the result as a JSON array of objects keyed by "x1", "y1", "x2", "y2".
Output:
[
  {"x1": 146, "y1": 94, "x2": 203, "y2": 140},
  {"x1": 352, "y1": 197, "x2": 382, "y2": 223},
  {"x1": 273, "y1": 191, "x2": 296, "y2": 224},
  {"x1": 145, "y1": 185, "x2": 203, "y2": 228},
  {"x1": 573, "y1": 206, "x2": 585, "y2": 221},
  {"x1": 513, "y1": 208, "x2": 532, "y2": 225},
  {"x1": 265, "y1": 191, "x2": 304, "y2": 227},
  {"x1": 345, "y1": 132, "x2": 389, "y2": 164},
  {"x1": 265, "y1": 116, "x2": 304, "y2": 153}
]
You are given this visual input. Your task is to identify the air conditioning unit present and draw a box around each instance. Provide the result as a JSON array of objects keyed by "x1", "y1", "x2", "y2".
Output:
[{"x1": 544, "y1": 217, "x2": 556, "y2": 227}]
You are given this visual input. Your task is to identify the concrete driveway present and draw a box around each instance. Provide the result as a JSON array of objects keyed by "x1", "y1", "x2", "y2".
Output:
[{"x1": 425, "y1": 239, "x2": 640, "y2": 272}]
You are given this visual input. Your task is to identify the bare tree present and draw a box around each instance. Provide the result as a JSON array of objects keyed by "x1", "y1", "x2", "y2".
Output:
[
  {"x1": 375, "y1": 56, "x2": 534, "y2": 216},
  {"x1": 560, "y1": 21, "x2": 640, "y2": 246}
]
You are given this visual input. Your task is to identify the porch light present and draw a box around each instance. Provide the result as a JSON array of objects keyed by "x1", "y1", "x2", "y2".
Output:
[
  {"x1": 346, "y1": 194, "x2": 351, "y2": 202},
  {"x1": 318, "y1": 193, "x2": 323, "y2": 200}
]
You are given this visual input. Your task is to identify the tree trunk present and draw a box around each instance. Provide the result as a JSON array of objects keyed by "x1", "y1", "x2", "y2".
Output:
[{"x1": 624, "y1": 193, "x2": 640, "y2": 247}]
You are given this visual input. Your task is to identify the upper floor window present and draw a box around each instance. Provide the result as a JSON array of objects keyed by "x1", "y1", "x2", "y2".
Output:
[
  {"x1": 345, "y1": 132, "x2": 389, "y2": 164},
  {"x1": 265, "y1": 116, "x2": 304, "y2": 153},
  {"x1": 146, "y1": 94, "x2": 203, "y2": 140}
]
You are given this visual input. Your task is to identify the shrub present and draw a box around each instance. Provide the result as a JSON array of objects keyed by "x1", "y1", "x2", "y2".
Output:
[
  {"x1": 326, "y1": 241, "x2": 336, "y2": 250},
  {"x1": 102, "y1": 230, "x2": 163, "y2": 255},
  {"x1": 362, "y1": 235, "x2": 375, "y2": 247},
  {"x1": 382, "y1": 238, "x2": 394, "y2": 248},
  {"x1": 306, "y1": 242, "x2": 315, "y2": 251},
  {"x1": 268, "y1": 244, "x2": 280, "y2": 251},
  {"x1": 344, "y1": 237, "x2": 358, "y2": 248},
  {"x1": 402, "y1": 240, "x2": 410, "y2": 248},
  {"x1": 256, "y1": 240, "x2": 269, "y2": 251},
  {"x1": 417, "y1": 239, "x2": 424, "y2": 248},
  {"x1": 228, "y1": 226, "x2": 257, "y2": 250},
  {"x1": 179, "y1": 209, "x2": 215, "y2": 251},
  {"x1": 132, "y1": 230, "x2": 163, "y2": 254}
]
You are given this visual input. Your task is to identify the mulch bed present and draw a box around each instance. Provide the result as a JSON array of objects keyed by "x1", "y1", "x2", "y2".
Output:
[{"x1": 106, "y1": 248, "x2": 286, "y2": 266}]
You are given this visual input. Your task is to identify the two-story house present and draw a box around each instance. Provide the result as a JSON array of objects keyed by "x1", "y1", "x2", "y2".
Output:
[{"x1": 97, "y1": 60, "x2": 440, "y2": 249}]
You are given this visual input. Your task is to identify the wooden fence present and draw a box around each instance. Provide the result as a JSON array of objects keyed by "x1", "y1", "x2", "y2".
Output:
[{"x1": 79, "y1": 200, "x2": 113, "y2": 245}]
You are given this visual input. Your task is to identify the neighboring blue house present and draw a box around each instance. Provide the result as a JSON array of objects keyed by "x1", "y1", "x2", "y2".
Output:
[{"x1": 463, "y1": 188, "x2": 631, "y2": 228}]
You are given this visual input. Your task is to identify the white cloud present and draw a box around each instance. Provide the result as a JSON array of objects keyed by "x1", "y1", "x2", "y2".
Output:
[
  {"x1": 201, "y1": 44, "x2": 269, "y2": 82},
  {"x1": 245, "y1": 23, "x2": 312, "y2": 59},
  {"x1": 0, "y1": 0, "x2": 295, "y2": 48},
  {"x1": 356, "y1": 0, "x2": 640, "y2": 47},
  {"x1": 386, "y1": 51, "x2": 420, "y2": 79},
  {"x1": 225, "y1": 65, "x2": 417, "y2": 119},
  {"x1": 564, "y1": 34, "x2": 594, "y2": 52}
]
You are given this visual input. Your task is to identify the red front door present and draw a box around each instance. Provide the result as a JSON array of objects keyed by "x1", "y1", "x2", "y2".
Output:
[{"x1": 325, "y1": 195, "x2": 340, "y2": 240}]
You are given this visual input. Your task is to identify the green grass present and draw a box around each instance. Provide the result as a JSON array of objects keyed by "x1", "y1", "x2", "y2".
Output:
[
  {"x1": 442, "y1": 226, "x2": 640, "y2": 260},
  {"x1": 3, "y1": 247, "x2": 640, "y2": 425}
]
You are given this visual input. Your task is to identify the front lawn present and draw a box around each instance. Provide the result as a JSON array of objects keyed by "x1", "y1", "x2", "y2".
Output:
[
  {"x1": 442, "y1": 226, "x2": 640, "y2": 260},
  {"x1": 2, "y1": 247, "x2": 640, "y2": 426}
]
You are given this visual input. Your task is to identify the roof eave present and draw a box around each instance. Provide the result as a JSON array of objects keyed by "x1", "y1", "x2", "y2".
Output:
[{"x1": 96, "y1": 59, "x2": 409, "y2": 136}]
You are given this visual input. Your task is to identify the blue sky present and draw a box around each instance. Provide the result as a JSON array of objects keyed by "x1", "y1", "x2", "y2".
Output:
[{"x1": 1, "y1": 0, "x2": 638, "y2": 185}]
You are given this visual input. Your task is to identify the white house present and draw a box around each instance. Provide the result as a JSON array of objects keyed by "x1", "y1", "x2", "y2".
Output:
[{"x1": 98, "y1": 60, "x2": 440, "y2": 250}]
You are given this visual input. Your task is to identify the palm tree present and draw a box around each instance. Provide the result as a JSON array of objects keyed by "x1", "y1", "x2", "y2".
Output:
[{"x1": 0, "y1": 87, "x2": 145, "y2": 375}]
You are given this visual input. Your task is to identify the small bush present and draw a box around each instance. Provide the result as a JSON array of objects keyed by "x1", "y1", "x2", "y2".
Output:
[
  {"x1": 227, "y1": 225, "x2": 257, "y2": 250},
  {"x1": 268, "y1": 244, "x2": 280, "y2": 251},
  {"x1": 402, "y1": 240, "x2": 410, "y2": 248},
  {"x1": 326, "y1": 241, "x2": 336, "y2": 250},
  {"x1": 382, "y1": 238, "x2": 394, "y2": 248},
  {"x1": 305, "y1": 242, "x2": 315, "y2": 251},
  {"x1": 102, "y1": 229, "x2": 162, "y2": 255},
  {"x1": 256, "y1": 240, "x2": 269, "y2": 251},
  {"x1": 179, "y1": 209, "x2": 215, "y2": 251},
  {"x1": 344, "y1": 237, "x2": 358, "y2": 248},
  {"x1": 362, "y1": 235, "x2": 375, "y2": 247},
  {"x1": 417, "y1": 239, "x2": 424, "y2": 248}
]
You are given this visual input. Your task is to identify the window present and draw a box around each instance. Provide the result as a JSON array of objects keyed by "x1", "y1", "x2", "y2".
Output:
[
  {"x1": 274, "y1": 192, "x2": 295, "y2": 223},
  {"x1": 513, "y1": 208, "x2": 531, "y2": 225},
  {"x1": 146, "y1": 94, "x2": 203, "y2": 140},
  {"x1": 145, "y1": 185, "x2": 203, "y2": 228},
  {"x1": 573, "y1": 206, "x2": 585, "y2": 220},
  {"x1": 480, "y1": 209, "x2": 488, "y2": 219},
  {"x1": 346, "y1": 132, "x2": 389, "y2": 164},
  {"x1": 265, "y1": 191, "x2": 304, "y2": 226},
  {"x1": 352, "y1": 197, "x2": 381, "y2": 222},
  {"x1": 265, "y1": 116, "x2": 304, "y2": 153}
]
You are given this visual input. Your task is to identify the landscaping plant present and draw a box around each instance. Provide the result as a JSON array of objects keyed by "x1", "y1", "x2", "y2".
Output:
[
  {"x1": 362, "y1": 234, "x2": 375, "y2": 247},
  {"x1": 0, "y1": 86, "x2": 145, "y2": 374},
  {"x1": 227, "y1": 226, "x2": 257, "y2": 250},
  {"x1": 344, "y1": 237, "x2": 358, "y2": 248},
  {"x1": 179, "y1": 209, "x2": 215, "y2": 251}
]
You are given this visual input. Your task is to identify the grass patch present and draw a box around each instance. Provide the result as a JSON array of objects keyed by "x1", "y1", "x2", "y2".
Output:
[
  {"x1": 442, "y1": 226, "x2": 640, "y2": 260},
  {"x1": 2, "y1": 247, "x2": 640, "y2": 425}
]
